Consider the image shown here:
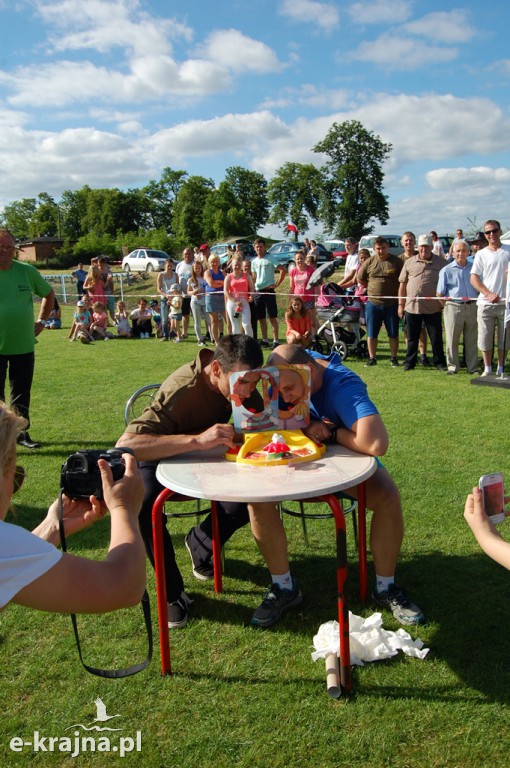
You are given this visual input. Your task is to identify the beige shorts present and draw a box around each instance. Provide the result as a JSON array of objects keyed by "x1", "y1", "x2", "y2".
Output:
[{"x1": 477, "y1": 303, "x2": 508, "y2": 350}]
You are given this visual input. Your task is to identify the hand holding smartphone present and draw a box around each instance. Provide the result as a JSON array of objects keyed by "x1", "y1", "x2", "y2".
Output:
[{"x1": 478, "y1": 473, "x2": 505, "y2": 524}]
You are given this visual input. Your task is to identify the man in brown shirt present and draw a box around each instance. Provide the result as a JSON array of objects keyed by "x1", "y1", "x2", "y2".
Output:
[
  {"x1": 358, "y1": 237, "x2": 403, "y2": 367},
  {"x1": 398, "y1": 234, "x2": 447, "y2": 370}
]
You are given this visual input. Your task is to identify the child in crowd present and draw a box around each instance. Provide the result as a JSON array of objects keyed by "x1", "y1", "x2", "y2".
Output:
[
  {"x1": 90, "y1": 301, "x2": 114, "y2": 340},
  {"x1": 45, "y1": 297, "x2": 61, "y2": 329},
  {"x1": 285, "y1": 296, "x2": 313, "y2": 347},
  {"x1": 130, "y1": 298, "x2": 153, "y2": 338},
  {"x1": 69, "y1": 299, "x2": 93, "y2": 343},
  {"x1": 115, "y1": 300, "x2": 132, "y2": 338},
  {"x1": 150, "y1": 300, "x2": 162, "y2": 337},
  {"x1": 187, "y1": 260, "x2": 209, "y2": 345},
  {"x1": 169, "y1": 284, "x2": 183, "y2": 342}
]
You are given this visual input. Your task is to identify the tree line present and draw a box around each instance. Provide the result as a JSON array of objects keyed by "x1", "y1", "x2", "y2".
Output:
[{"x1": 1, "y1": 121, "x2": 392, "y2": 262}]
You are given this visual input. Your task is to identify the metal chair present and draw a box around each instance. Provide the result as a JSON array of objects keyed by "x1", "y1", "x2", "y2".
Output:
[
  {"x1": 281, "y1": 496, "x2": 358, "y2": 549},
  {"x1": 124, "y1": 384, "x2": 209, "y2": 524}
]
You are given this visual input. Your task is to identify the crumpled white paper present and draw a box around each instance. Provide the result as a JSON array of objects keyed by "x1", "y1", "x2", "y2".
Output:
[{"x1": 311, "y1": 612, "x2": 429, "y2": 666}]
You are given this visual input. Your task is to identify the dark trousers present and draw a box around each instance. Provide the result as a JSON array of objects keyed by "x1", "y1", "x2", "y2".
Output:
[
  {"x1": 0, "y1": 352, "x2": 35, "y2": 429},
  {"x1": 139, "y1": 462, "x2": 250, "y2": 602},
  {"x1": 405, "y1": 312, "x2": 446, "y2": 368}
]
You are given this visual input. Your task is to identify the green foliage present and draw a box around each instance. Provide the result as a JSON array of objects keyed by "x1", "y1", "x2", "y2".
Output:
[
  {"x1": 268, "y1": 162, "x2": 322, "y2": 234},
  {"x1": 0, "y1": 197, "x2": 38, "y2": 238},
  {"x1": 172, "y1": 175, "x2": 215, "y2": 247},
  {"x1": 72, "y1": 231, "x2": 119, "y2": 260},
  {"x1": 314, "y1": 120, "x2": 392, "y2": 240}
]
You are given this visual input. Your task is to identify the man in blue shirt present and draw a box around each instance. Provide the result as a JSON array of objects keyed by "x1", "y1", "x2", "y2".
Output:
[
  {"x1": 246, "y1": 344, "x2": 425, "y2": 628},
  {"x1": 437, "y1": 241, "x2": 479, "y2": 375}
]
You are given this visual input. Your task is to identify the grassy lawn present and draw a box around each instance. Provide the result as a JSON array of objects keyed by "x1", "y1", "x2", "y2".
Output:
[{"x1": 1, "y1": 284, "x2": 509, "y2": 767}]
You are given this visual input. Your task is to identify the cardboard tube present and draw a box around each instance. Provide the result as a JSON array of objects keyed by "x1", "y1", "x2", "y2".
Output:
[{"x1": 325, "y1": 652, "x2": 341, "y2": 698}]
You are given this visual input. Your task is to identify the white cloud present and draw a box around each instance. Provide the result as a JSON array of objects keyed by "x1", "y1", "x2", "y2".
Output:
[
  {"x1": 402, "y1": 10, "x2": 477, "y2": 44},
  {"x1": 347, "y1": 36, "x2": 458, "y2": 69},
  {"x1": 260, "y1": 84, "x2": 349, "y2": 110},
  {"x1": 35, "y1": 0, "x2": 190, "y2": 57},
  {"x1": 279, "y1": 0, "x2": 339, "y2": 31},
  {"x1": 426, "y1": 166, "x2": 510, "y2": 190},
  {"x1": 199, "y1": 29, "x2": 282, "y2": 74},
  {"x1": 145, "y1": 111, "x2": 290, "y2": 164},
  {"x1": 347, "y1": 0, "x2": 412, "y2": 25}
]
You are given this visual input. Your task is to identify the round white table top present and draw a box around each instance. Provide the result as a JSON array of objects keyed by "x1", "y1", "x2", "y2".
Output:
[{"x1": 156, "y1": 444, "x2": 376, "y2": 503}]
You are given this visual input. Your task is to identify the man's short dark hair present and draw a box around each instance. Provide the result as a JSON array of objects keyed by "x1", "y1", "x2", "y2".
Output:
[
  {"x1": 484, "y1": 219, "x2": 501, "y2": 231},
  {"x1": 253, "y1": 237, "x2": 266, "y2": 246},
  {"x1": 213, "y1": 334, "x2": 263, "y2": 372},
  {"x1": 374, "y1": 236, "x2": 388, "y2": 246}
]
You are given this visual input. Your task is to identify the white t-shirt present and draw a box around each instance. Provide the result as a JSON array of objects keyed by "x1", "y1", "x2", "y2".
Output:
[
  {"x1": 0, "y1": 520, "x2": 62, "y2": 608},
  {"x1": 471, "y1": 246, "x2": 510, "y2": 305},
  {"x1": 345, "y1": 253, "x2": 359, "y2": 273},
  {"x1": 176, "y1": 261, "x2": 193, "y2": 294}
]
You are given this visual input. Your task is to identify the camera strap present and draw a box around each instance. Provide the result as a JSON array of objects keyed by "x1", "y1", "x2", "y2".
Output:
[{"x1": 58, "y1": 492, "x2": 153, "y2": 678}]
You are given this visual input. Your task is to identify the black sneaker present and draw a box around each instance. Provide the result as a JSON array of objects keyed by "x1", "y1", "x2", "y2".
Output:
[
  {"x1": 167, "y1": 591, "x2": 194, "y2": 629},
  {"x1": 420, "y1": 355, "x2": 431, "y2": 367},
  {"x1": 373, "y1": 583, "x2": 425, "y2": 626},
  {"x1": 365, "y1": 357, "x2": 377, "y2": 367},
  {"x1": 260, "y1": 339, "x2": 270, "y2": 348},
  {"x1": 184, "y1": 531, "x2": 214, "y2": 581},
  {"x1": 390, "y1": 357, "x2": 399, "y2": 367},
  {"x1": 403, "y1": 362, "x2": 415, "y2": 371},
  {"x1": 251, "y1": 581, "x2": 303, "y2": 628},
  {"x1": 271, "y1": 340, "x2": 279, "y2": 350}
]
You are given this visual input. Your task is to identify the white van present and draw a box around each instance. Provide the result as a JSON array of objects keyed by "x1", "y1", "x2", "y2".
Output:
[
  {"x1": 323, "y1": 239, "x2": 345, "y2": 253},
  {"x1": 358, "y1": 234, "x2": 402, "y2": 257}
]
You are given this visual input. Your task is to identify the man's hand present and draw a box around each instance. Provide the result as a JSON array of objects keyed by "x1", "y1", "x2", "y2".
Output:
[
  {"x1": 484, "y1": 291, "x2": 500, "y2": 304},
  {"x1": 195, "y1": 423, "x2": 236, "y2": 450},
  {"x1": 303, "y1": 420, "x2": 333, "y2": 443},
  {"x1": 398, "y1": 305, "x2": 405, "y2": 318}
]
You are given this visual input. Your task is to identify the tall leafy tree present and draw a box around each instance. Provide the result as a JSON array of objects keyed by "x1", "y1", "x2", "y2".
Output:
[
  {"x1": 0, "y1": 198, "x2": 37, "y2": 239},
  {"x1": 267, "y1": 162, "x2": 322, "y2": 235},
  {"x1": 141, "y1": 167, "x2": 188, "y2": 230},
  {"x1": 223, "y1": 166, "x2": 268, "y2": 233},
  {"x1": 172, "y1": 175, "x2": 215, "y2": 246},
  {"x1": 313, "y1": 120, "x2": 392, "y2": 240},
  {"x1": 28, "y1": 193, "x2": 60, "y2": 238}
]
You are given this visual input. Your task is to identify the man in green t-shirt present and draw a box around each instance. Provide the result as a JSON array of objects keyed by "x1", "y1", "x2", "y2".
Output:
[{"x1": 0, "y1": 228, "x2": 55, "y2": 449}]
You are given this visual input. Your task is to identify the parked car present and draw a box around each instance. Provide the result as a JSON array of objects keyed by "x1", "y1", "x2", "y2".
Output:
[
  {"x1": 358, "y1": 234, "x2": 402, "y2": 257},
  {"x1": 265, "y1": 241, "x2": 337, "y2": 271},
  {"x1": 323, "y1": 239, "x2": 346, "y2": 253},
  {"x1": 121, "y1": 248, "x2": 169, "y2": 273},
  {"x1": 210, "y1": 240, "x2": 255, "y2": 266}
]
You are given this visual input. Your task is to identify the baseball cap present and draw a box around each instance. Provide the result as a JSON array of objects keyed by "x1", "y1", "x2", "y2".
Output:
[
  {"x1": 417, "y1": 234, "x2": 433, "y2": 247},
  {"x1": 199, "y1": 244, "x2": 209, "y2": 252},
  {"x1": 77, "y1": 300, "x2": 85, "y2": 307},
  {"x1": 170, "y1": 283, "x2": 181, "y2": 292}
]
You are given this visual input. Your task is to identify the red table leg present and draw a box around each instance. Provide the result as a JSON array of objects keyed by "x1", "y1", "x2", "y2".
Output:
[
  {"x1": 152, "y1": 488, "x2": 173, "y2": 676},
  {"x1": 152, "y1": 491, "x2": 223, "y2": 676},
  {"x1": 318, "y1": 493, "x2": 351, "y2": 692}
]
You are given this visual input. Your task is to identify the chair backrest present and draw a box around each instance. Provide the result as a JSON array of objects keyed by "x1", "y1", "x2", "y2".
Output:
[{"x1": 124, "y1": 384, "x2": 161, "y2": 426}]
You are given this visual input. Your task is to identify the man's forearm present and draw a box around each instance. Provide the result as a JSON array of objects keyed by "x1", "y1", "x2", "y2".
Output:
[{"x1": 116, "y1": 431, "x2": 201, "y2": 462}]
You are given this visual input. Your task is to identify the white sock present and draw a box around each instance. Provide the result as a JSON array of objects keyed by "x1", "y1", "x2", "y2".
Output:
[
  {"x1": 485, "y1": 365, "x2": 492, "y2": 374},
  {"x1": 272, "y1": 572, "x2": 293, "y2": 590},
  {"x1": 375, "y1": 575, "x2": 395, "y2": 594}
]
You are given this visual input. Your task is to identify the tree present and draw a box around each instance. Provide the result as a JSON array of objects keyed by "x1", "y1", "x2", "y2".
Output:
[
  {"x1": 28, "y1": 193, "x2": 60, "y2": 238},
  {"x1": 0, "y1": 198, "x2": 37, "y2": 239},
  {"x1": 223, "y1": 166, "x2": 268, "y2": 233},
  {"x1": 141, "y1": 167, "x2": 188, "y2": 231},
  {"x1": 267, "y1": 162, "x2": 322, "y2": 235},
  {"x1": 313, "y1": 120, "x2": 392, "y2": 240},
  {"x1": 172, "y1": 176, "x2": 215, "y2": 247}
]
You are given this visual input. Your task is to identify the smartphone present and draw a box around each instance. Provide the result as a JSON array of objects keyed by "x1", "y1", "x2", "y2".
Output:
[{"x1": 479, "y1": 473, "x2": 505, "y2": 524}]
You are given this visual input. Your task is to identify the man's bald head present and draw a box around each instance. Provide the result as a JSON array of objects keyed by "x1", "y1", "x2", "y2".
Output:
[{"x1": 267, "y1": 344, "x2": 312, "y2": 367}]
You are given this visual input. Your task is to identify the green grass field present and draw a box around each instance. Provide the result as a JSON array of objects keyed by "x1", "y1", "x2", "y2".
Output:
[{"x1": 1, "y1": 285, "x2": 509, "y2": 768}]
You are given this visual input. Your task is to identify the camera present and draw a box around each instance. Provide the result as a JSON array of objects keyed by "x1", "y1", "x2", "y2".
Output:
[{"x1": 60, "y1": 447, "x2": 134, "y2": 500}]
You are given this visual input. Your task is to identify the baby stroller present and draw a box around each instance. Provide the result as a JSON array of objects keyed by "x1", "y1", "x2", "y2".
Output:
[{"x1": 312, "y1": 283, "x2": 367, "y2": 361}]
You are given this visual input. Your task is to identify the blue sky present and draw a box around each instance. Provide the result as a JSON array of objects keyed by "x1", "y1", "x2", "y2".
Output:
[{"x1": 1, "y1": 0, "x2": 510, "y2": 239}]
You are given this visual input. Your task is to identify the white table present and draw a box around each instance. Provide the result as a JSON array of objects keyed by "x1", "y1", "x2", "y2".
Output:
[{"x1": 153, "y1": 444, "x2": 376, "y2": 691}]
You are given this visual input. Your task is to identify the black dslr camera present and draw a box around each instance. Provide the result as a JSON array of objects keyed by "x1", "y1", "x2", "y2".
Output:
[{"x1": 60, "y1": 448, "x2": 134, "y2": 500}]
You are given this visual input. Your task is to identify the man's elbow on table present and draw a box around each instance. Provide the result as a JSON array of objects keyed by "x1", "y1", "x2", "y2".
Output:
[{"x1": 354, "y1": 415, "x2": 389, "y2": 457}]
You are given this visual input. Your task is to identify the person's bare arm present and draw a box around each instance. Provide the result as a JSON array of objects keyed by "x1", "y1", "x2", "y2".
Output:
[
  {"x1": 464, "y1": 488, "x2": 510, "y2": 570},
  {"x1": 13, "y1": 456, "x2": 146, "y2": 613},
  {"x1": 116, "y1": 423, "x2": 236, "y2": 462},
  {"x1": 304, "y1": 414, "x2": 388, "y2": 456},
  {"x1": 470, "y1": 273, "x2": 498, "y2": 303}
]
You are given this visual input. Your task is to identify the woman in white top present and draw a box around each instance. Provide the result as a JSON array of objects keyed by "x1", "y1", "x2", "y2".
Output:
[
  {"x1": 0, "y1": 402, "x2": 145, "y2": 614},
  {"x1": 187, "y1": 260, "x2": 209, "y2": 345},
  {"x1": 157, "y1": 258, "x2": 176, "y2": 340}
]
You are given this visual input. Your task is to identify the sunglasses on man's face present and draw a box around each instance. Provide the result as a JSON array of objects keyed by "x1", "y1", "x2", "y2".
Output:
[
  {"x1": 484, "y1": 228, "x2": 500, "y2": 236},
  {"x1": 13, "y1": 465, "x2": 26, "y2": 494}
]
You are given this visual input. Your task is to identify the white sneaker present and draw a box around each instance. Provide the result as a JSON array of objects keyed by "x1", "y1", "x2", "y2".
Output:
[{"x1": 481, "y1": 370, "x2": 492, "y2": 377}]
